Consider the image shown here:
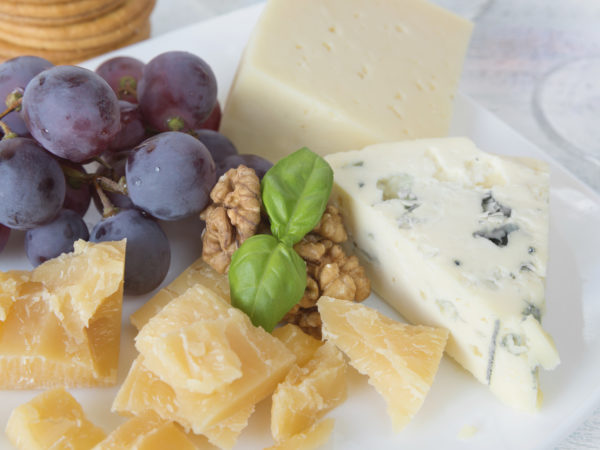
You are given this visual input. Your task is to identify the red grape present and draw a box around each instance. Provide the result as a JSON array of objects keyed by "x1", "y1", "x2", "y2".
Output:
[
  {"x1": 108, "y1": 100, "x2": 146, "y2": 152},
  {"x1": 25, "y1": 209, "x2": 89, "y2": 267},
  {"x1": 199, "y1": 101, "x2": 221, "y2": 131},
  {"x1": 0, "y1": 224, "x2": 9, "y2": 253},
  {"x1": 218, "y1": 153, "x2": 273, "y2": 179},
  {"x1": 0, "y1": 55, "x2": 52, "y2": 136},
  {"x1": 95, "y1": 56, "x2": 144, "y2": 103},
  {"x1": 193, "y1": 129, "x2": 237, "y2": 168},
  {"x1": 126, "y1": 132, "x2": 216, "y2": 221},
  {"x1": 0, "y1": 137, "x2": 65, "y2": 230},
  {"x1": 90, "y1": 209, "x2": 170, "y2": 295},
  {"x1": 22, "y1": 65, "x2": 121, "y2": 162},
  {"x1": 138, "y1": 51, "x2": 217, "y2": 132}
]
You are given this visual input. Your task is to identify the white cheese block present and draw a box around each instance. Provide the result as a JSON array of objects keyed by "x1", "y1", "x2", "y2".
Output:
[
  {"x1": 220, "y1": 0, "x2": 473, "y2": 162},
  {"x1": 325, "y1": 137, "x2": 560, "y2": 412}
]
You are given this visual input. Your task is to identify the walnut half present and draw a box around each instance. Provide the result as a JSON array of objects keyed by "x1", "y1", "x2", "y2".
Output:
[
  {"x1": 200, "y1": 165, "x2": 261, "y2": 273},
  {"x1": 283, "y1": 205, "x2": 371, "y2": 338}
]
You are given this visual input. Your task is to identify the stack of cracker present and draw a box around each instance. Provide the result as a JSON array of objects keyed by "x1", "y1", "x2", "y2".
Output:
[{"x1": 0, "y1": 0, "x2": 154, "y2": 65}]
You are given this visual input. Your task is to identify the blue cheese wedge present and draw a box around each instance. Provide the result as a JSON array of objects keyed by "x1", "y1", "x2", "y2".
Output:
[{"x1": 325, "y1": 137, "x2": 559, "y2": 412}]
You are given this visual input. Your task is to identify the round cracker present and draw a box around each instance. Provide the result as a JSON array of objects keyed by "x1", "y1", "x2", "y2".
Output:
[
  {"x1": 0, "y1": 21, "x2": 150, "y2": 65},
  {"x1": 0, "y1": 1, "x2": 154, "y2": 51},
  {"x1": 0, "y1": 1, "x2": 125, "y2": 26},
  {"x1": 0, "y1": 0, "x2": 152, "y2": 38},
  {"x1": 0, "y1": 0, "x2": 123, "y2": 19}
]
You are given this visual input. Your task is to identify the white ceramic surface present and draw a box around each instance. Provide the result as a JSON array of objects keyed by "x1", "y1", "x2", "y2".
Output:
[{"x1": 1, "y1": 4, "x2": 599, "y2": 449}]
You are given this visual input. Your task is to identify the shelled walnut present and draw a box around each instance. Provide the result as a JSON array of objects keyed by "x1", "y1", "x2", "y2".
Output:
[
  {"x1": 200, "y1": 165, "x2": 261, "y2": 273},
  {"x1": 284, "y1": 205, "x2": 370, "y2": 338}
]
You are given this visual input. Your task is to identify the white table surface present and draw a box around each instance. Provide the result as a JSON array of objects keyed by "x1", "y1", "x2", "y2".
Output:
[{"x1": 148, "y1": 1, "x2": 600, "y2": 448}]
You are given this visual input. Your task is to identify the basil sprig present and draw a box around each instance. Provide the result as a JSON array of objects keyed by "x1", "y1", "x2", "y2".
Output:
[
  {"x1": 229, "y1": 235, "x2": 306, "y2": 332},
  {"x1": 261, "y1": 147, "x2": 333, "y2": 247},
  {"x1": 228, "y1": 148, "x2": 333, "y2": 332}
]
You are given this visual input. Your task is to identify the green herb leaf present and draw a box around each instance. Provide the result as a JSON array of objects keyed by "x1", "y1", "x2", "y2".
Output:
[
  {"x1": 261, "y1": 147, "x2": 333, "y2": 247},
  {"x1": 229, "y1": 234, "x2": 306, "y2": 332}
]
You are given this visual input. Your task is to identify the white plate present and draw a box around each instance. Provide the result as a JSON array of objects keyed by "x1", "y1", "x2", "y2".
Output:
[{"x1": 2, "y1": 3, "x2": 600, "y2": 449}]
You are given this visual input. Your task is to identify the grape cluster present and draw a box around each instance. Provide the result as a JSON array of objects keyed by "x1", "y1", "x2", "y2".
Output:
[{"x1": 0, "y1": 51, "x2": 272, "y2": 296}]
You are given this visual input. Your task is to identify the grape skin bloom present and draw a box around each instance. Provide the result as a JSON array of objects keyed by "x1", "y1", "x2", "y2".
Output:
[
  {"x1": 0, "y1": 137, "x2": 65, "y2": 230},
  {"x1": 90, "y1": 209, "x2": 171, "y2": 296},
  {"x1": 126, "y1": 131, "x2": 216, "y2": 221},
  {"x1": 0, "y1": 55, "x2": 52, "y2": 136},
  {"x1": 25, "y1": 209, "x2": 89, "y2": 267},
  {"x1": 138, "y1": 51, "x2": 217, "y2": 132},
  {"x1": 22, "y1": 65, "x2": 120, "y2": 163},
  {"x1": 95, "y1": 56, "x2": 144, "y2": 104}
]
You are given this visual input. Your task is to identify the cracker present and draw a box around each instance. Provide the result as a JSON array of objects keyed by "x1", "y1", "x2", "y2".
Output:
[
  {"x1": 0, "y1": 0, "x2": 123, "y2": 19},
  {"x1": 0, "y1": 0, "x2": 154, "y2": 51},
  {"x1": 0, "y1": 1, "x2": 125, "y2": 26},
  {"x1": 0, "y1": 0, "x2": 152, "y2": 38},
  {"x1": 0, "y1": 21, "x2": 150, "y2": 65}
]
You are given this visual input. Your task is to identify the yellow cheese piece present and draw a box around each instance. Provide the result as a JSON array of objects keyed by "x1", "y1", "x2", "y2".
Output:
[
  {"x1": 265, "y1": 418, "x2": 335, "y2": 450},
  {"x1": 131, "y1": 257, "x2": 230, "y2": 331},
  {"x1": 113, "y1": 356, "x2": 256, "y2": 449},
  {"x1": 5, "y1": 387, "x2": 106, "y2": 450},
  {"x1": 318, "y1": 296, "x2": 448, "y2": 431},
  {"x1": 145, "y1": 320, "x2": 243, "y2": 394},
  {"x1": 135, "y1": 284, "x2": 240, "y2": 394},
  {"x1": 220, "y1": 0, "x2": 473, "y2": 162},
  {"x1": 94, "y1": 412, "x2": 196, "y2": 450},
  {"x1": 0, "y1": 240, "x2": 125, "y2": 388},
  {"x1": 113, "y1": 356, "x2": 254, "y2": 450},
  {"x1": 116, "y1": 287, "x2": 295, "y2": 437},
  {"x1": 271, "y1": 341, "x2": 347, "y2": 442},
  {"x1": 192, "y1": 404, "x2": 254, "y2": 450},
  {"x1": 272, "y1": 324, "x2": 323, "y2": 367}
]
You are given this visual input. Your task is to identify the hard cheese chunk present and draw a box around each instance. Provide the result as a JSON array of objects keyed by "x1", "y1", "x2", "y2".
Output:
[
  {"x1": 116, "y1": 284, "x2": 295, "y2": 444},
  {"x1": 130, "y1": 257, "x2": 230, "y2": 330},
  {"x1": 325, "y1": 138, "x2": 560, "y2": 411},
  {"x1": 272, "y1": 324, "x2": 323, "y2": 367},
  {"x1": 265, "y1": 418, "x2": 335, "y2": 450},
  {"x1": 271, "y1": 341, "x2": 347, "y2": 441},
  {"x1": 5, "y1": 387, "x2": 106, "y2": 450},
  {"x1": 0, "y1": 240, "x2": 125, "y2": 388},
  {"x1": 318, "y1": 296, "x2": 448, "y2": 430},
  {"x1": 220, "y1": 0, "x2": 472, "y2": 161},
  {"x1": 94, "y1": 412, "x2": 196, "y2": 450},
  {"x1": 135, "y1": 285, "x2": 242, "y2": 395}
]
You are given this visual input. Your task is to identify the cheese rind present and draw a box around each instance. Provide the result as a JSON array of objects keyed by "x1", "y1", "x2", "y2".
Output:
[
  {"x1": 221, "y1": 0, "x2": 472, "y2": 161},
  {"x1": 325, "y1": 138, "x2": 559, "y2": 411}
]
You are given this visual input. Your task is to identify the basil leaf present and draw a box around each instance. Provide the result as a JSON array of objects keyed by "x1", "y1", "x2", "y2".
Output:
[
  {"x1": 261, "y1": 147, "x2": 333, "y2": 247},
  {"x1": 229, "y1": 234, "x2": 306, "y2": 332}
]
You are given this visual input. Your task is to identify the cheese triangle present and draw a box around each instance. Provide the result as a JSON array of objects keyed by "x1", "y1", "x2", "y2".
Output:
[
  {"x1": 325, "y1": 138, "x2": 560, "y2": 411},
  {"x1": 318, "y1": 296, "x2": 447, "y2": 431}
]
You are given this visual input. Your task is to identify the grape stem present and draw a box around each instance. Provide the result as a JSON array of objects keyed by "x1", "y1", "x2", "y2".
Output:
[
  {"x1": 118, "y1": 75, "x2": 137, "y2": 100},
  {"x1": 0, "y1": 95, "x2": 22, "y2": 121},
  {"x1": 0, "y1": 120, "x2": 17, "y2": 139},
  {"x1": 97, "y1": 176, "x2": 128, "y2": 195},
  {"x1": 93, "y1": 156, "x2": 112, "y2": 170},
  {"x1": 93, "y1": 179, "x2": 119, "y2": 218}
]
